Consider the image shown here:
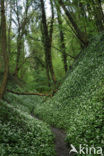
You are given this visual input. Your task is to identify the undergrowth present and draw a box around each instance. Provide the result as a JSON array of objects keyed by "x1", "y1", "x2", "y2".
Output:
[{"x1": 0, "y1": 85, "x2": 55, "y2": 156}]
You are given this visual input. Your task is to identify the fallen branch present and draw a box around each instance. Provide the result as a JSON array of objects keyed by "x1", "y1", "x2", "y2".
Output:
[{"x1": 7, "y1": 89, "x2": 51, "y2": 97}]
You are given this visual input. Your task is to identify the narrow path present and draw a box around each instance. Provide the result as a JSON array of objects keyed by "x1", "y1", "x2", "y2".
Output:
[
  {"x1": 5, "y1": 99, "x2": 72, "y2": 156},
  {"x1": 51, "y1": 127, "x2": 70, "y2": 156},
  {"x1": 31, "y1": 113, "x2": 71, "y2": 156}
]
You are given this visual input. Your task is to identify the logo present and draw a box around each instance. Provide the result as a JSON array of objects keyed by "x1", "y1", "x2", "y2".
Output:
[
  {"x1": 69, "y1": 144, "x2": 103, "y2": 155},
  {"x1": 69, "y1": 144, "x2": 78, "y2": 154}
]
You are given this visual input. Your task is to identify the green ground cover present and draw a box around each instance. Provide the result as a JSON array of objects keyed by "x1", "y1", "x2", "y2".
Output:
[
  {"x1": 0, "y1": 88, "x2": 55, "y2": 156},
  {"x1": 34, "y1": 34, "x2": 104, "y2": 154}
]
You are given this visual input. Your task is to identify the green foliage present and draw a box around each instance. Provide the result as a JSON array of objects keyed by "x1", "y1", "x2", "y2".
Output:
[
  {"x1": 0, "y1": 100, "x2": 55, "y2": 156},
  {"x1": 0, "y1": 82, "x2": 55, "y2": 156},
  {"x1": 1, "y1": 0, "x2": 104, "y2": 155},
  {"x1": 34, "y1": 33, "x2": 104, "y2": 153}
]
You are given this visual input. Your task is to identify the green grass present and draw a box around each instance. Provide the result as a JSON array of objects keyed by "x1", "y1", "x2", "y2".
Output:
[{"x1": 34, "y1": 33, "x2": 104, "y2": 154}]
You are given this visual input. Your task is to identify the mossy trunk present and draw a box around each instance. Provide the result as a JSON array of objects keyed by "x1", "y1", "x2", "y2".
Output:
[
  {"x1": 92, "y1": 0, "x2": 104, "y2": 32},
  {"x1": 55, "y1": 1, "x2": 67, "y2": 73},
  {"x1": 14, "y1": 36, "x2": 22, "y2": 78},
  {"x1": 59, "y1": 0, "x2": 88, "y2": 47},
  {"x1": 40, "y1": 0, "x2": 56, "y2": 85},
  {"x1": 0, "y1": 0, "x2": 9, "y2": 100}
]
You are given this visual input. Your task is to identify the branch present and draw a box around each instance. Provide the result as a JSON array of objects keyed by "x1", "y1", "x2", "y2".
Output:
[
  {"x1": 12, "y1": 18, "x2": 18, "y2": 27},
  {"x1": 52, "y1": 46, "x2": 76, "y2": 59},
  {"x1": 7, "y1": 89, "x2": 51, "y2": 97},
  {"x1": 28, "y1": 35, "x2": 76, "y2": 59}
]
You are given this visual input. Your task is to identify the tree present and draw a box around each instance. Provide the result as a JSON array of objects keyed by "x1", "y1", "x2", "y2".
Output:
[
  {"x1": 13, "y1": 0, "x2": 33, "y2": 78},
  {"x1": 58, "y1": 0, "x2": 89, "y2": 47},
  {"x1": 8, "y1": 0, "x2": 13, "y2": 57},
  {"x1": 91, "y1": 0, "x2": 104, "y2": 32},
  {"x1": 40, "y1": 0, "x2": 56, "y2": 85},
  {"x1": 0, "y1": 0, "x2": 9, "y2": 99},
  {"x1": 55, "y1": 1, "x2": 68, "y2": 73}
]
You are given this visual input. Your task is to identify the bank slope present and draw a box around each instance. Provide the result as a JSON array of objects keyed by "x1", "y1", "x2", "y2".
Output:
[
  {"x1": 0, "y1": 84, "x2": 55, "y2": 156},
  {"x1": 35, "y1": 33, "x2": 104, "y2": 153}
]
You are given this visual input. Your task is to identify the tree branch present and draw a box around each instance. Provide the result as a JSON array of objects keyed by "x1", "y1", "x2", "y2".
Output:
[
  {"x1": 28, "y1": 35, "x2": 76, "y2": 59},
  {"x1": 7, "y1": 89, "x2": 51, "y2": 97}
]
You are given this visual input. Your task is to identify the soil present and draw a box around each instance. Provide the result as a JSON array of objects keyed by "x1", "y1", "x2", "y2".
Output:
[{"x1": 51, "y1": 127, "x2": 70, "y2": 156}]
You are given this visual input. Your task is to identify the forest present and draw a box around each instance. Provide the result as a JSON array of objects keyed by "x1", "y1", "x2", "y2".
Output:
[{"x1": 0, "y1": 0, "x2": 104, "y2": 155}]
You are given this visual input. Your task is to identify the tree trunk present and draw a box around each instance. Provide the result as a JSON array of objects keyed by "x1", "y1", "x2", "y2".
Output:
[
  {"x1": 47, "y1": 46, "x2": 56, "y2": 83},
  {"x1": 40, "y1": 0, "x2": 56, "y2": 85},
  {"x1": 14, "y1": 0, "x2": 30, "y2": 78},
  {"x1": 8, "y1": 1, "x2": 12, "y2": 72},
  {"x1": 48, "y1": 0, "x2": 56, "y2": 83},
  {"x1": 14, "y1": 35, "x2": 22, "y2": 77},
  {"x1": 92, "y1": 0, "x2": 104, "y2": 32},
  {"x1": 59, "y1": 0, "x2": 88, "y2": 47},
  {"x1": 0, "y1": 0, "x2": 9, "y2": 100},
  {"x1": 45, "y1": 52, "x2": 51, "y2": 87},
  {"x1": 55, "y1": 1, "x2": 67, "y2": 73},
  {"x1": 97, "y1": 0, "x2": 104, "y2": 23}
]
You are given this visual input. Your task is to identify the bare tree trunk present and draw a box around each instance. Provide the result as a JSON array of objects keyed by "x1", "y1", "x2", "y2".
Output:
[
  {"x1": 0, "y1": 0, "x2": 9, "y2": 100},
  {"x1": 55, "y1": 1, "x2": 67, "y2": 73}
]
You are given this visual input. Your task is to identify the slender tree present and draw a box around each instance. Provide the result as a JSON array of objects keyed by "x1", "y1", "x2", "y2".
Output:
[
  {"x1": 0, "y1": 0, "x2": 9, "y2": 99},
  {"x1": 92, "y1": 0, "x2": 104, "y2": 32},
  {"x1": 8, "y1": 0, "x2": 12, "y2": 57},
  {"x1": 14, "y1": 0, "x2": 32, "y2": 78},
  {"x1": 55, "y1": 1, "x2": 67, "y2": 73},
  {"x1": 40, "y1": 0, "x2": 56, "y2": 85},
  {"x1": 58, "y1": 0, "x2": 88, "y2": 47}
]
